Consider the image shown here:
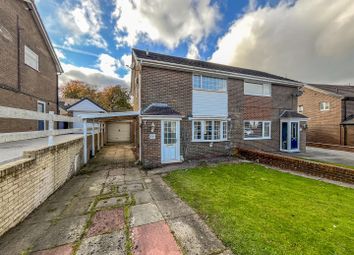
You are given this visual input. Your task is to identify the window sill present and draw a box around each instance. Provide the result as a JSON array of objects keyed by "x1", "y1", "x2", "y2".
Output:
[
  {"x1": 192, "y1": 140, "x2": 229, "y2": 143},
  {"x1": 244, "y1": 94, "x2": 271, "y2": 97},
  {"x1": 243, "y1": 137, "x2": 272, "y2": 141}
]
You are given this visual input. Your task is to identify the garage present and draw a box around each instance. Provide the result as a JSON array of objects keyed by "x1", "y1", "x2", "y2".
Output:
[{"x1": 107, "y1": 122, "x2": 131, "y2": 143}]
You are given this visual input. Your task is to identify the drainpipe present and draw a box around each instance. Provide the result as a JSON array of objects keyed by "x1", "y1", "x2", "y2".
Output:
[{"x1": 17, "y1": 15, "x2": 21, "y2": 91}]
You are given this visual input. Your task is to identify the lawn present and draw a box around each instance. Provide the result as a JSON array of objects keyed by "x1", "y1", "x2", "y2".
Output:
[{"x1": 163, "y1": 163, "x2": 354, "y2": 255}]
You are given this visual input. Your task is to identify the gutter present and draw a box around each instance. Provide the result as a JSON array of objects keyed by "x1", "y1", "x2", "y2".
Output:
[{"x1": 136, "y1": 57, "x2": 303, "y2": 87}]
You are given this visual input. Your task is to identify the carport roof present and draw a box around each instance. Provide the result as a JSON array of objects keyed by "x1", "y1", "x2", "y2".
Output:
[{"x1": 80, "y1": 111, "x2": 139, "y2": 120}]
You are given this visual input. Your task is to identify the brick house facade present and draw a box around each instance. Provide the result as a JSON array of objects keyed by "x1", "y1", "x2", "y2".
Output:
[
  {"x1": 131, "y1": 49, "x2": 307, "y2": 168},
  {"x1": 298, "y1": 85, "x2": 354, "y2": 146},
  {"x1": 0, "y1": 0, "x2": 62, "y2": 132}
]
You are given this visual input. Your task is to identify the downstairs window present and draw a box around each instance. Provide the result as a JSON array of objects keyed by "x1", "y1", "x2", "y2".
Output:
[
  {"x1": 244, "y1": 121, "x2": 271, "y2": 140},
  {"x1": 192, "y1": 120, "x2": 228, "y2": 142}
]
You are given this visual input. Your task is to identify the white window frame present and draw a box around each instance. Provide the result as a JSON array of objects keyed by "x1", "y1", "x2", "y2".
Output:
[
  {"x1": 298, "y1": 105, "x2": 304, "y2": 113},
  {"x1": 37, "y1": 100, "x2": 46, "y2": 130},
  {"x1": 243, "y1": 120, "x2": 272, "y2": 140},
  {"x1": 192, "y1": 75, "x2": 227, "y2": 92},
  {"x1": 24, "y1": 45, "x2": 39, "y2": 71},
  {"x1": 244, "y1": 82, "x2": 271, "y2": 97},
  {"x1": 192, "y1": 120, "x2": 228, "y2": 142},
  {"x1": 320, "y1": 102, "x2": 330, "y2": 111}
]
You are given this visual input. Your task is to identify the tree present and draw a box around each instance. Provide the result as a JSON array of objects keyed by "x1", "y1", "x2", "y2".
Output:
[
  {"x1": 60, "y1": 80, "x2": 96, "y2": 100},
  {"x1": 97, "y1": 86, "x2": 132, "y2": 112},
  {"x1": 60, "y1": 81, "x2": 132, "y2": 112}
]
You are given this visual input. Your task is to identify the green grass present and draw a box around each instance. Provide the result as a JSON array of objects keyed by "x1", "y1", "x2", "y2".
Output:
[{"x1": 164, "y1": 163, "x2": 354, "y2": 255}]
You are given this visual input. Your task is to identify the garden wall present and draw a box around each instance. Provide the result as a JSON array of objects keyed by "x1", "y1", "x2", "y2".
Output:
[
  {"x1": 0, "y1": 135, "x2": 99, "y2": 237},
  {"x1": 235, "y1": 148, "x2": 354, "y2": 184}
]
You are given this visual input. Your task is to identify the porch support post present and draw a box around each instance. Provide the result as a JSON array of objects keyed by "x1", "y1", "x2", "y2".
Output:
[
  {"x1": 48, "y1": 111, "x2": 54, "y2": 146},
  {"x1": 101, "y1": 123, "x2": 105, "y2": 146},
  {"x1": 83, "y1": 119, "x2": 88, "y2": 164},
  {"x1": 91, "y1": 121, "x2": 95, "y2": 156}
]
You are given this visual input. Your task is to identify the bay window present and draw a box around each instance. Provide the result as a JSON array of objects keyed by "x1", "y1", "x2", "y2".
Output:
[
  {"x1": 192, "y1": 120, "x2": 228, "y2": 141},
  {"x1": 244, "y1": 121, "x2": 271, "y2": 140}
]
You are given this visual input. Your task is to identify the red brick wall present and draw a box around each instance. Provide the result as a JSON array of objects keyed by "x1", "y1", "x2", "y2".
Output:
[
  {"x1": 0, "y1": 0, "x2": 58, "y2": 132},
  {"x1": 141, "y1": 119, "x2": 161, "y2": 168},
  {"x1": 298, "y1": 87, "x2": 342, "y2": 145},
  {"x1": 236, "y1": 148, "x2": 354, "y2": 184}
]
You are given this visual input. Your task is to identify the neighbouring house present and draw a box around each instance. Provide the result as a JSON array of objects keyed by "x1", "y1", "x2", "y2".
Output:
[
  {"x1": 298, "y1": 84, "x2": 354, "y2": 146},
  {"x1": 127, "y1": 49, "x2": 308, "y2": 168},
  {"x1": 0, "y1": 0, "x2": 63, "y2": 133}
]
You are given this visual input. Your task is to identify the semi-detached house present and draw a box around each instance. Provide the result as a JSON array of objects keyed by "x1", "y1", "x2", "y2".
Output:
[{"x1": 128, "y1": 49, "x2": 308, "y2": 168}]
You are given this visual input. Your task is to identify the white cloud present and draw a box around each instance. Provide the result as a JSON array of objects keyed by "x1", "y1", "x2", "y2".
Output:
[
  {"x1": 59, "y1": 63, "x2": 128, "y2": 89},
  {"x1": 58, "y1": 0, "x2": 107, "y2": 48},
  {"x1": 54, "y1": 48, "x2": 65, "y2": 60},
  {"x1": 186, "y1": 44, "x2": 200, "y2": 59},
  {"x1": 112, "y1": 0, "x2": 220, "y2": 49},
  {"x1": 211, "y1": 0, "x2": 354, "y2": 84},
  {"x1": 97, "y1": 54, "x2": 120, "y2": 77}
]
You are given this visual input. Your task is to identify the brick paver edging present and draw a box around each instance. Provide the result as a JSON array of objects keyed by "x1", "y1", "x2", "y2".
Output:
[{"x1": 235, "y1": 148, "x2": 354, "y2": 184}]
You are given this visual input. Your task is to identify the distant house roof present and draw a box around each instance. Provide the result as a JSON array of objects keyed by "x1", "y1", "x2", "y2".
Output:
[
  {"x1": 133, "y1": 48, "x2": 301, "y2": 85},
  {"x1": 142, "y1": 103, "x2": 181, "y2": 116},
  {"x1": 280, "y1": 110, "x2": 308, "y2": 119},
  {"x1": 342, "y1": 115, "x2": 354, "y2": 125},
  {"x1": 66, "y1": 98, "x2": 107, "y2": 113},
  {"x1": 306, "y1": 84, "x2": 354, "y2": 98},
  {"x1": 22, "y1": 0, "x2": 63, "y2": 73}
]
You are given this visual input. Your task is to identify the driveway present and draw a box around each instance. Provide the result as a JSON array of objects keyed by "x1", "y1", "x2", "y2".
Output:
[
  {"x1": 295, "y1": 146, "x2": 354, "y2": 166},
  {"x1": 0, "y1": 146, "x2": 232, "y2": 255}
]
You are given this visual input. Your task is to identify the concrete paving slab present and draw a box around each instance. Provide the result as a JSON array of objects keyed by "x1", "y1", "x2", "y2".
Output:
[
  {"x1": 24, "y1": 201, "x2": 64, "y2": 225},
  {"x1": 131, "y1": 203, "x2": 163, "y2": 227},
  {"x1": 109, "y1": 168, "x2": 125, "y2": 176},
  {"x1": 168, "y1": 214, "x2": 225, "y2": 255},
  {"x1": 0, "y1": 222, "x2": 51, "y2": 255},
  {"x1": 132, "y1": 221, "x2": 182, "y2": 255},
  {"x1": 156, "y1": 198, "x2": 195, "y2": 219},
  {"x1": 148, "y1": 183, "x2": 178, "y2": 201},
  {"x1": 61, "y1": 197, "x2": 95, "y2": 217},
  {"x1": 33, "y1": 215, "x2": 88, "y2": 252},
  {"x1": 76, "y1": 184, "x2": 102, "y2": 198},
  {"x1": 87, "y1": 209, "x2": 124, "y2": 237},
  {"x1": 76, "y1": 231, "x2": 125, "y2": 255},
  {"x1": 134, "y1": 191, "x2": 153, "y2": 205},
  {"x1": 107, "y1": 175, "x2": 124, "y2": 185},
  {"x1": 31, "y1": 243, "x2": 73, "y2": 255},
  {"x1": 119, "y1": 183, "x2": 144, "y2": 193},
  {"x1": 95, "y1": 197, "x2": 127, "y2": 209}
]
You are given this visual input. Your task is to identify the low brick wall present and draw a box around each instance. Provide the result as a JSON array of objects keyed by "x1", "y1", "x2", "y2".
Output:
[
  {"x1": 307, "y1": 142, "x2": 354, "y2": 153},
  {"x1": 235, "y1": 148, "x2": 354, "y2": 184},
  {"x1": 0, "y1": 135, "x2": 99, "y2": 237}
]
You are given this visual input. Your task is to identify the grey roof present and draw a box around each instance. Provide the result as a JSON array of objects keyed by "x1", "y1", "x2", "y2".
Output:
[
  {"x1": 142, "y1": 103, "x2": 181, "y2": 116},
  {"x1": 342, "y1": 115, "x2": 354, "y2": 125},
  {"x1": 133, "y1": 48, "x2": 299, "y2": 83},
  {"x1": 308, "y1": 84, "x2": 354, "y2": 98},
  {"x1": 280, "y1": 110, "x2": 308, "y2": 119}
]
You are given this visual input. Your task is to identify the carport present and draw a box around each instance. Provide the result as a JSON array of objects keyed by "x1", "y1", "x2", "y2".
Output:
[{"x1": 80, "y1": 111, "x2": 140, "y2": 162}]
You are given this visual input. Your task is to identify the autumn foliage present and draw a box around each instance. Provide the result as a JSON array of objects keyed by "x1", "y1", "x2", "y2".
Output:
[{"x1": 61, "y1": 80, "x2": 131, "y2": 112}]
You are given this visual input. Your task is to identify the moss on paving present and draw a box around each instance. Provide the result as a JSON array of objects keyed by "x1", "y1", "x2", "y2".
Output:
[{"x1": 164, "y1": 163, "x2": 354, "y2": 255}]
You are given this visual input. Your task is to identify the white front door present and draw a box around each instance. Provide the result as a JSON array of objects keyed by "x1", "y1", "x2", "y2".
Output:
[{"x1": 161, "y1": 120, "x2": 180, "y2": 163}]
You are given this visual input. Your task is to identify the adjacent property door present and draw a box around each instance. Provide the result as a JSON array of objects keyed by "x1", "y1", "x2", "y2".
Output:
[
  {"x1": 161, "y1": 120, "x2": 180, "y2": 163},
  {"x1": 107, "y1": 122, "x2": 131, "y2": 143},
  {"x1": 281, "y1": 121, "x2": 300, "y2": 152},
  {"x1": 37, "y1": 101, "x2": 46, "y2": 131}
]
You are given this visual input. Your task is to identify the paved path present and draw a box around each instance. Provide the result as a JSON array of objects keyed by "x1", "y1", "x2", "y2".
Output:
[
  {"x1": 295, "y1": 146, "x2": 354, "y2": 166},
  {"x1": 0, "y1": 134, "x2": 83, "y2": 165},
  {"x1": 0, "y1": 146, "x2": 232, "y2": 255}
]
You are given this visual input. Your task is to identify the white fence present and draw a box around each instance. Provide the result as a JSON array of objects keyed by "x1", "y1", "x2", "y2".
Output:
[{"x1": 0, "y1": 106, "x2": 104, "y2": 164}]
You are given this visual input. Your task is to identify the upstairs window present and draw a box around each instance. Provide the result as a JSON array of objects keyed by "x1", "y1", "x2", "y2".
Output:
[
  {"x1": 25, "y1": 46, "x2": 39, "y2": 71},
  {"x1": 193, "y1": 75, "x2": 226, "y2": 92},
  {"x1": 244, "y1": 82, "x2": 271, "y2": 96},
  {"x1": 244, "y1": 121, "x2": 271, "y2": 140},
  {"x1": 320, "y1": 102, "x2": 330, "y2": 111}
]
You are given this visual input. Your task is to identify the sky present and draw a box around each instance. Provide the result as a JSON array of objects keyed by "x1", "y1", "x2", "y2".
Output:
[{"x1": 36, "y1": 0, "x2": 354, "y2": 89}]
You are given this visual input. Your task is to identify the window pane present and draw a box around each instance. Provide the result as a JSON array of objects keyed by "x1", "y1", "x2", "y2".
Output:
[
  {"x1": 195, "y1": 75, "x2": 226, "y2": 91},
  {"x1": 214, "y1": 121, "x2": 220, "y2": 140},
  {"x1": 193, "y1": 121, "x2": 202, "y2": 140},
  {"x1": 264, "y1": 122, "x2": 271, "y2": 138},
  {"x1": 263, "y1": 84, "x2": 271, "y2": 96},
  {"x1": 204, "y1": 121, "x2": 213, "y2": 140},
  {"x1": 193, "y1": 75, "x2": 201, "y2": 89},
  {"x1": 25, "y1": 46, "x2": 39, "y2": 70},
  {"x1": 222, "y1": 121, "x2": 227, "y2": 139},
  {"x1": 244, "y1": 121, "x2": 263, "y2": 138},
  {"x1": 244, "y1": 82, "x2": 271, "y2": 96}
]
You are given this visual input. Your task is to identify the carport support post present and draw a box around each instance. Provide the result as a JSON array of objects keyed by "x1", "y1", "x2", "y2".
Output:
[
  {"x1": 83, "y1": 119, "x2": 88, "y2": 164},
  {"x1": 101, "y1": 123, "x2": 104, "y2": 147},
  {"x1": 48, "y1": 111, "x2": 54, "y2": 146},
  {"x1": 99, "y1": 123, "x2": 103, "y2": 148},
  {"x1": 91, "y1": 121, "x2": 95, "y2": 156}
]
